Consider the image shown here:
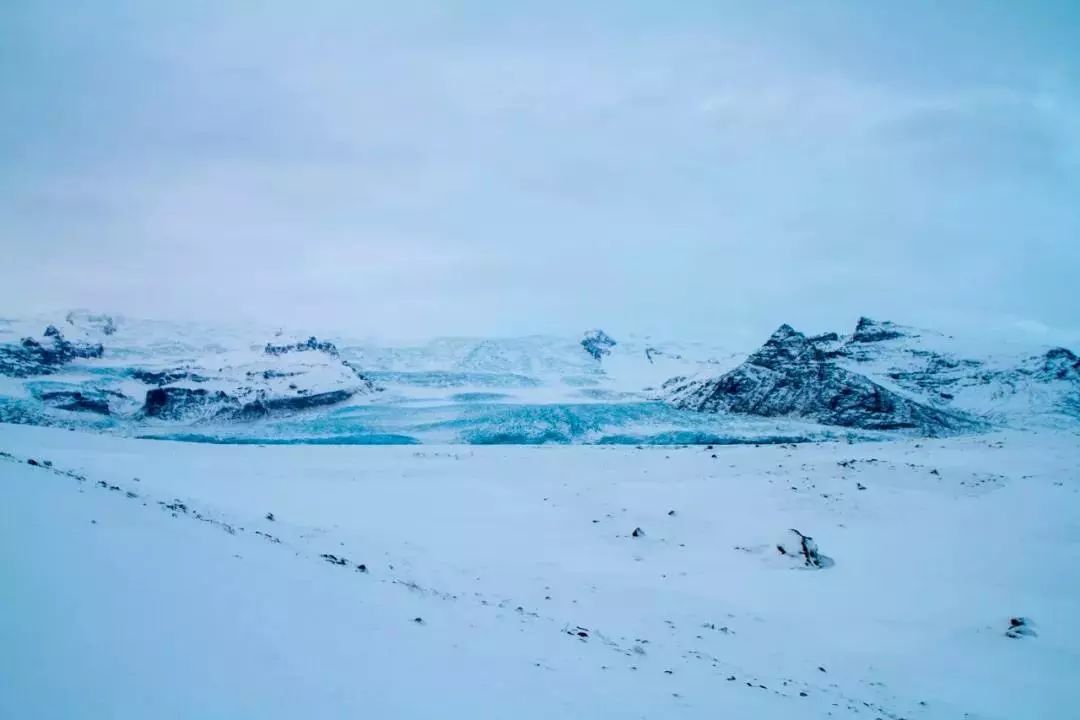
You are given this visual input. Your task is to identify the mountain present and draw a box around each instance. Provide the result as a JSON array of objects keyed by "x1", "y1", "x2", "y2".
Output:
[
  {"x1": 0, "y1": 325, "x2": 104, "y2": 377},
  {"x1": 663, "y1": 317, "x2": 1080, "y2": 432},
  {"x1": 663, "y1": 324, "x2": 978, "y2": 435},
  {"x1": 1, "y1": 311, "x2": 1076, "y2": 443}
]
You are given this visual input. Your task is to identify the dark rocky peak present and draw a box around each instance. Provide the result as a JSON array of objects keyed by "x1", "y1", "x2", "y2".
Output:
[
  {"x1": 1, "y1": 326, "x2": 105, "y2": 377},
  {"x1": 850, "y1": 317, "x2": 908, "y2": 344},
  {"x1": 581, "y1": 329, "x2": 616, "y2": 360},
  {"x1": 265, "y1": 336, "x2": 339, "y2": 357},
  {"x1": 664, "y1": 322, "x2": 978, "y2": 435},
  {"x1": 745, "y1": 325, "x2": 824, "y2": 370},
  {"x1": 1038, "y1": 347, "x2": 1080, "y2": 381},
  {"x1": 807, "y1": 332, "x2": 839, "y2": 344}
]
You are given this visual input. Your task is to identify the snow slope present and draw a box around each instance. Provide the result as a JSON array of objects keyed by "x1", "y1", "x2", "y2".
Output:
[{"x1": 3, "y1": 423, "x2": 1079, "y2": 718}]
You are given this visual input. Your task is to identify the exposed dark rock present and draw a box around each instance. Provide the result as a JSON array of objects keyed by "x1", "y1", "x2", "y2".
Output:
[
  {"x1": 265, "y1": 336, "x2": 339, "y2": 356},
  {"x1": 0, "y1": 327, "x2": 105, "y2": 377},
  {"x1": 581, "y1": 329, "x2": 617, "y2": 360},
  {"x1": 143, "y1": 387, "x2": 239, "y2": 421},
  {"x1": 246, "y1": 369, "x2": 301, "y2": 380},
  {"x1": 131, "y1": 368, "x2": 208, "y2": 386},
  {"x1": 632, "y1": 527, "x2": 645, "y2": 538},
  {"x1": 39, "y1": 390, "x2": 112, "y2": 415},
  {"x1": 1006, "y1": 616, "x2": 1037, "y2": 639},
  {"x1": 1037, "y1": 347, "x2": 1079, "y2": 381},
  {"x1": 851, "y1": 317, "x2": 907, "y2": 343},
  {"x1": 235, "y1": 389, "x2": 355, "y2": 419},
  {"x1": 776, "y1": 529, "x2": 831, "y2": 568},
  {"x1": 664, "y1": 324, "x2": 975, "y2": 435}
]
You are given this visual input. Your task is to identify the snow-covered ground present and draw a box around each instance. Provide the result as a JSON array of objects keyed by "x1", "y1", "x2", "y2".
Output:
[{"x1": 3, "y1": 423, "x2": 1079, "y2": 718}]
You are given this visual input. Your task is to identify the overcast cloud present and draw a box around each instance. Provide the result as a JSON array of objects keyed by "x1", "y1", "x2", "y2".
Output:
[{"x1": 2, "y1": 1, "x2": 1078, "y2": 345}]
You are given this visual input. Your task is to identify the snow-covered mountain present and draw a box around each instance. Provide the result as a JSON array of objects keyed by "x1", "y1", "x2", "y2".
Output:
[
  {"x1": 663, "y1": 323, "x2": 979, "y2": 435},
  {"x1": 0, "y1": 311, "x2": 1076, "y2": 443},
  {"x1": 663, "y1": 317, "x2": 1079, "y2": 434},
  {"x1": 665, "y1": 317, "x2": 1080, "y2": 431}
]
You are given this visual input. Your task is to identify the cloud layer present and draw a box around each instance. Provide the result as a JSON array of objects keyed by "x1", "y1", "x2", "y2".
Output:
[{"x1": 2, "y1": 1, "x2": 1078, "y2": 344}]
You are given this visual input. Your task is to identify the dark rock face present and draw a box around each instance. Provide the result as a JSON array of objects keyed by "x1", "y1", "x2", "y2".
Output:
[
  {"x1": 851, "y1": 317, "x2": 907, "y2": 344},
  {"x1": 236, "y1": 389, "x2": 355, "y2": 419},
  {"x1": 265, "y1": 337, "x2": 339, "y2": 356},
  {"x1": 131, "y1": 368, "x2": 208, "y2": 386},
  {"x1": 1038, "y1": 347, "x2": 1080, "y2": 381},
  {"x1": 744, "y1": 324, "x2": 824, "y2": 368},
  {"x1": 144, "y1": 386, "x2": 356, "y2": 422},
  {"x1": 776, "y1": 529, "x2": 832, "y2": 569},
  {"x1": 143, "y1": 387, "x2": 239, "y2": 421},
  {"x1": 38, "y1": 391, "x2": 114, "y2": 415},
  {"x1": 0, "y1": 327, "x2": 105, "y2": 377},
  {"x1": 665, "y1": 324, "x2": 975, "y2": 435},
  {"x1": 581, "y1": 330, "x2": 616, "y2": 360}
]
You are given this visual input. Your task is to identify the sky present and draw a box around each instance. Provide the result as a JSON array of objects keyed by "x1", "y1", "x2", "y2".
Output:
[{"x1": 2, "y1": 1, "x2": 1079, "y2": 346}]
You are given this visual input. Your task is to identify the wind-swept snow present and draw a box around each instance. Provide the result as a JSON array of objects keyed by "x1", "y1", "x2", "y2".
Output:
[{"x1": 3, "y1": 423, "x2": 1079, "y2": 718}]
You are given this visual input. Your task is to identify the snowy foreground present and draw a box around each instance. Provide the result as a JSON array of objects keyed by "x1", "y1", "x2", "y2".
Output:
[{"x1": 2, "y1": 424, "x2": 1079, "y2": 719}]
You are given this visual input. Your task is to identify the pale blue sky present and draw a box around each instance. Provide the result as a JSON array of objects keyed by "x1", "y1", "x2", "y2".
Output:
[{"x1": 2, "y1": 1, "x2": 1078, "y2": 345}]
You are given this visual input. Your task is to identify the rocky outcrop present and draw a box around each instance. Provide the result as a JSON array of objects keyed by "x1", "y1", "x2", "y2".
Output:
[
  {"x1": 851, "y1": 317, "x2": 907, "y2": 344},
  {"x1": 341, "y1": 360, "x2": 380, "y2": 391},
  {"x1": 664, "y1": 324, "x2": 976, "y2": 435},
  {"x1": 0, "y1": 326, "x2": 105, "y2": 377},
  {"x1": 143, "y1": 385, "x2": 358, "y2": 422},
  {"x1": 38, "y1": 390, "x2": 118, "y2": 415},
  {"x1": 776, "y1": 529, "x2": 832, "y2": 569},
  {"x1": 131, "y1": 368, "x2": 209, "y2": 386},
  {"x1": 143, "y1": 387, "x2": 239, "y2": 421},
  {"x1": 265, "y1": 337, "x2": 339, "y2": 356},
  {"x1": 1036, "y1": 347, "x2": 1079, "y2": 382},
  {"x1": 581, "y1": 330, "x2": 616, "y2": 360},
  {"x1": 235, "y1": 389, "x2": 356, "y2": 420}
]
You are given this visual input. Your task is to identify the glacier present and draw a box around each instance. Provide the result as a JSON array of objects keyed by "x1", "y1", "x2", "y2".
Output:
[{"x1": 0, "y1": 312, "x2": 1077, "y2": 445}]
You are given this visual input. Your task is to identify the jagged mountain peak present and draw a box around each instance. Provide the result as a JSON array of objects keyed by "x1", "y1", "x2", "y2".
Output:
[
  {"x1": 745, "y1": 324, "x2": 824, "y2": 369},
  {"x1": 1041, "y1": 347, "x2": 1079, "y2": 377},
  {"x1": 851, "y1": 317, "x2": 910, "y2": 344},
  {"x1": 664, "y1": 319, "x2": 980, "y2": 435}
]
